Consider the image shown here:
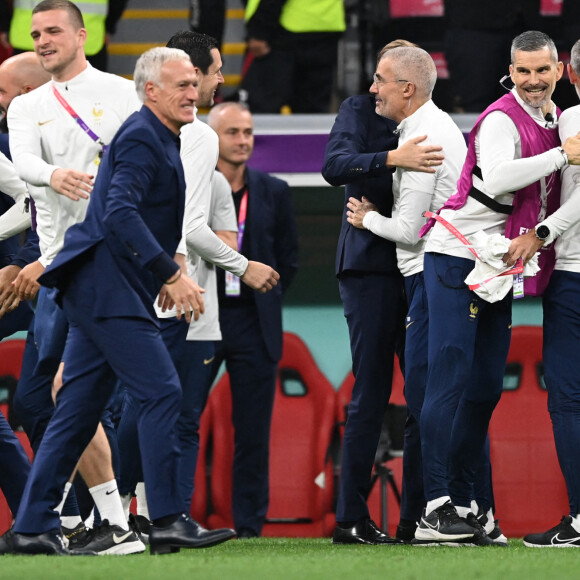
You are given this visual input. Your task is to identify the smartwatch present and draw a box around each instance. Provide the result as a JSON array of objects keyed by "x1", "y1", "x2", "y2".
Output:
[{"x1": 535, "y1": 225, "x2": 550, "y2": 241}]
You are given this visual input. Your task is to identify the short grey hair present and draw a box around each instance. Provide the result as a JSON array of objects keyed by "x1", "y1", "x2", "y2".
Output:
[
  {"x1": 134, "y1": 47, "x2": 191, "y2": 102},
  {"x1": 511, "y1": 31, "x2": 558, "y2": 64},
  {"x1": 571, "y1": 39, "x2": 580, "y2": 75},
  {"x1": 379, "y1": 46, "x2": 437, "y2": 99}
]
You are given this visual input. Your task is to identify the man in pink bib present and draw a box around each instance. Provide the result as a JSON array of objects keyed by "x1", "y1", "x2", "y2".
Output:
[{"x1": 415, "y1": 30, "x2": 580, "y2": 544}]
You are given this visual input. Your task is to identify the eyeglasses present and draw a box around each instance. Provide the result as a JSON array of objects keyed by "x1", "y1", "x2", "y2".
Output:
[{"x1": 372, "y1": 74, "x2": 409, "y2": 87}]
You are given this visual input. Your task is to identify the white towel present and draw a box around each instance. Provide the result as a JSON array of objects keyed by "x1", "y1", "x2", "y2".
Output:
[{"x1": 464, "y1": 231, "x2": 540, "y2": 303}]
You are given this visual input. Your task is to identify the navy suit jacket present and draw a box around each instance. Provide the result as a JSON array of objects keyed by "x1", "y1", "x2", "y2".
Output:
[
  {"x1": 244, "y1": 167, "x2": 298, "y2": 362},
  {"x1": 40, "y1": 106, "x2": 184, "y2": 320},
  {"x1": 322, "y1": 94, "x2": 400, "y2": 276}
]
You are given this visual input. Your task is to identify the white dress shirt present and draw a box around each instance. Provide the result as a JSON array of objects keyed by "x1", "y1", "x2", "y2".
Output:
[{"x1": 362, "y1": 99, "x2": 466, "y2": 276}]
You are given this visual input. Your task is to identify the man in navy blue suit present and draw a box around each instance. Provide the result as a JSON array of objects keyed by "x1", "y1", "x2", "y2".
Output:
[
  {"x1": 4, "y1": 47, "x2": 251, "y2": 556},
  {"x1": 322, "y1": 40, "x2": 444, "y2": 545},
  {"x1": 207, "y1": 102, "x2": 298, "y2": 538}
]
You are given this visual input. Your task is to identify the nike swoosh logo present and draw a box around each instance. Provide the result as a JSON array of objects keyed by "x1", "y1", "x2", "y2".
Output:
[
  {"x1": 38, "y1": 119, "x2": 54, "y2": 126},
  {"x1": 105, "y1": 489, "x2": 117, "y2": 495},
  {"x1": 113, "y1": 532, "x2": 133, "y2": 544},
  {"x1": 421, "y1": 518, "x2": 439, "y2": 531},
  {"x1": 552, "y1": 533, "x2": 580, "y2": 545},
  {"x1": 406, "y1": 321, "x2": 415, "y2": 330},
  {"x1": 203, "y1": 357, "x2": 215, "y2": 365}
]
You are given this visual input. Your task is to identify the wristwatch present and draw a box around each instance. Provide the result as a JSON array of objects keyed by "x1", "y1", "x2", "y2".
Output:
[
  {"x1": 557, "y1": 146, "x2": 569, "y2": 165},
  {"x1": 535, "y1": 225, "x2": 551, "y2": 241}
]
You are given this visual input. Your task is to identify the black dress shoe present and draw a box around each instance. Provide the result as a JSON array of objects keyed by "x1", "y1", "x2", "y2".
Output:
[
  {"x1": 149, "y1": 514, "x2": 236, "y2": 554},
  {"x1": 333, "y1": 518, "x2": 403, "y2": 545},
  {"x1": 12, "y1": 529, "x2": 71, "y2": 555},
  {"x1": 0, "y1": 530, "x2": 14, "y2": 555},
  {"x1": 396, "y1": 519, "x2": 418, "y2": 544},
  {"x1": 237, "y1": 528, "x2": 259, "y2": 539}
]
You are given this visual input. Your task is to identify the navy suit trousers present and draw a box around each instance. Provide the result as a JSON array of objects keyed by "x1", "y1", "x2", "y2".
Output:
[
  {"x1": 336, "y1": 272, "x2": 405, "y2": 523},
  {"x1": 543, "y1": 270, "x2": 580, "y2": 516},
  {"x1": 0, "y1": 412, "x2": 30, "y2": 516},
  {"x1": 116, "y1": 317, "x2": 215, "y2": 513},
  {"x1": 12, "y1": 320, "x2": 53, "y2": 453},
  {"x1": 13, "y1": 263, "x2": 184, "y2": 533},
  {"x1": 211, "y1": 303, "x2": 278, "y2": 535}
]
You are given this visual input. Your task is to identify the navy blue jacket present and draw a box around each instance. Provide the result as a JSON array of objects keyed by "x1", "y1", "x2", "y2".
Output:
[
  {"x1": 245, "y1": 167, "x2": 298, "y2": 362},
  {"x1": 322, "y1": 94, "x2": 400, "y2": 276},
  {"x1": 39, "y1": 106, "x2": 184, "y2": 320}
]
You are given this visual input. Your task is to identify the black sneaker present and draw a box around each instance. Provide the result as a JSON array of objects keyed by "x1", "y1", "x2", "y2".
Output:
[
  {"x1": 451, "y1": 512, "x2": 493, "y2": 547},
  {"x1": 71, "y1": 519, "x2": 145, "y2": 555},
  {"x1": 524, "y1": 516, "x2": 580, "y2": 548},
  {"x1": 414, "y1": 501, "x2": 475, "y2": 542},
  {"x1": 129, "y1": 514, "x2": 152, "y2": 545},
  {"x1": 62, "y1": 522, "x2": 90, "y2": 549},
  {"x1": 476, "y1": 508, "x2": 508, "y2": 546}
]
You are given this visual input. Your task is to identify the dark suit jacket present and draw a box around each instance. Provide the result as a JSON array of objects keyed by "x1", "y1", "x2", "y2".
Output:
[
  {"x1": 244, "y1": 167, "x2": 298, "y2": 362},
  {"x1": 39, "y1": 106, "x2": 184, "y2": 320},
  {"x1": 321, "y1": 94, "x2": 400, "y2": 276}
]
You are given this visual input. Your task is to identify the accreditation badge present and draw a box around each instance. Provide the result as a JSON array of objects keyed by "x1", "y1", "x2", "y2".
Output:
[{"x1": 225, "y1": 271, "x2": 241, "y2": 296}]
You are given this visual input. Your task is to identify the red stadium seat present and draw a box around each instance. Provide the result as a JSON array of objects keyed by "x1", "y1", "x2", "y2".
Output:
[
  {"x1": 0, "y1": 339, "x2": 32, "y2": 533},
  {"x1": 0, "y1": 338, "x2": 27, "y2": 427},
  {"x1": 206, "y1": 332, "x2": 336, "y2": 536},
  {"x1": 0, "y1": 339, "x2": 26, "y2": 377},
  {"x1": 489, "y1": 325, "x2": 568, "y2": 537}
]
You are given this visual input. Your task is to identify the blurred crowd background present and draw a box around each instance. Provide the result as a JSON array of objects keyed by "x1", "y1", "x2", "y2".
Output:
[{"x1": 2, "y1": 0, "x2": 579, "y2": 115}]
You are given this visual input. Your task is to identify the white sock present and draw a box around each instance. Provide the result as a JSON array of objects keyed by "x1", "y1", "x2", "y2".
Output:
[
  {"x1": 571, "y1": 515, "x2": 580, "y2": 533},
  {"x1": 470, "y1": 500, "x2": 479, "y2": 515},
  {"x1": 482, "y1": 508, "x2": 495, "y2": 535},
  {"x1": 61, "y1": 515, "x2": 82, "y2": 529},
  {"x1": 121, "y1": 494, "x2": 133, "y2": 521},
  {"x1": 455, "y1": 505, "x2": 471, "y2": 519},
  {"x1": 85, "y1": 508, "x2": 95, "y2": 530},
  {"x1": 425, "y1": 496, "x2": 451, "y2": 516},
  {"x1": 89, "y1": 480, "x2": 128, "y2": 531},
  {"x1": 54, "y1": 481, "x2": 72, "y2": 515},
  {"x1": 135, "y1": 482, "x2": 150, "y2": 520}
]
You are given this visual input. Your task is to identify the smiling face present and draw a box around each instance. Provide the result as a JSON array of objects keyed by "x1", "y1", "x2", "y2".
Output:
[
  {"x1": 369, "y1": 57, "x2": 409, "y2": 123},
  {"x1": 146, "y1": 59, "x2": 198, "y2": 134},
  {"x1": 510, "y1": 47, "x2": 563, "y2": 112},
  {"x1": 195, "y1": 48, "x2": 224, "y2": 108},
  {"x1": 30, "y1": 9, "x2": 86, "y2": 81}
]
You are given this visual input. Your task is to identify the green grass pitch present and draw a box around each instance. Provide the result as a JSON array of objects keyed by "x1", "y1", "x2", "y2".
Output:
[{"x1": 1, "y1": 537, "x2": 579, "y2": 580}]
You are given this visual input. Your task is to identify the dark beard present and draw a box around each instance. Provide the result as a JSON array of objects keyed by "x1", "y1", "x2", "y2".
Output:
[{"x1": 0, "y1": 115, "x2": 8, "y2": 134}]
